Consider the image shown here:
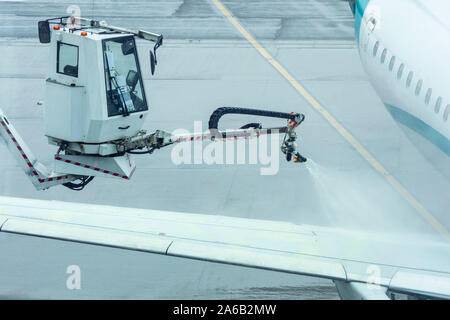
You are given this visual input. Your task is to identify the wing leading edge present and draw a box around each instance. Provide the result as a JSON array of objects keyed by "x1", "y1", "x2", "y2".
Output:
[{"x1": 0, "y1": 196, "x2": 449, "y2": 299}]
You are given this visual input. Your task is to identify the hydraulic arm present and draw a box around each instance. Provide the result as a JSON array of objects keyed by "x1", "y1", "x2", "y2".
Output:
[{"x1": 112, "y1": 107, "x2": 307, "y2": 163}]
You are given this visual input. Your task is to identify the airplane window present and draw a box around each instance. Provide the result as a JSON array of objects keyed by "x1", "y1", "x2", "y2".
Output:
[
  {"x1": 406, "y1": 71, "x2": 413, "y2": 88},
  {"x1": 425, "y1": 88, "x2": 432, "y2": 105},
  {"x1": 397, "y1": 63, "x2": 404, "y2": 79},
  {"x1": 444, "y1": 105, "x2": 450, "y2": 121},
  {"x1": 373, "y1": 41, "x2": 379, "y2": 57},
  {"x1": 435, "y1": 97, "x2": 442, "y2": 113},
  {"x1": 389, "y1": 56, "x2": 396, "y2": 71},
  {"x1": 380, "y1": 49, "x2": 387, "y2": 63},
  {"x1": 415, "y1": 80, "x2": 422, "y2": 96}
]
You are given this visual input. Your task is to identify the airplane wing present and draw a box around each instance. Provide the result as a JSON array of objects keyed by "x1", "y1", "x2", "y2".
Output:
[{"x1": 0, "y1": 196, "x2": 449, "y2": 299}]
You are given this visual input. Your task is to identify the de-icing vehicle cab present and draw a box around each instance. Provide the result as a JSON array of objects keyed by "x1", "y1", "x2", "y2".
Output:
[{"x1": 43, "y1": 18, "x2": 154, "y2": 144}]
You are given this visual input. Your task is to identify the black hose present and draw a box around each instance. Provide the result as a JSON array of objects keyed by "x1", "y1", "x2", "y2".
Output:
[
  {"x1": 208, "y1": 107, "x2": 300, "y2": 130},
  {"x1": 240, "y1": 123, "x2": 262, "y2": 130},
  {"x1": 63, "y1": 176, "x2": 95, "y2": 191},
  {"x1": 127, "y1": 147, "x2": 155, "y2": 154}
]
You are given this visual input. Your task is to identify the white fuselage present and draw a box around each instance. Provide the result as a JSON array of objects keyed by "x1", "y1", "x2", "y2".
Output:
[{"x1": 356, "y1": 0, "x2": 450, "y2": 171}]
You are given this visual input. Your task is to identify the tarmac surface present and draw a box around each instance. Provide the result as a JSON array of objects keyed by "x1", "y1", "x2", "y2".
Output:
[{"x1": 0, "y1": 0, "x2": 448, "y2": 299}]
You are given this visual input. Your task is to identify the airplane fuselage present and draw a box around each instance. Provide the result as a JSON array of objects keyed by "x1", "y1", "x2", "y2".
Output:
[{"x1": 355, "y1": 0, "x2": 450, "y2": 174}]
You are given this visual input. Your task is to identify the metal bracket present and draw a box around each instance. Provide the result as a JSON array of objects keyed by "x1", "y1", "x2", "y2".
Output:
[{"x1": 334, "y1": 280, "x2": 390, "y2": 300}]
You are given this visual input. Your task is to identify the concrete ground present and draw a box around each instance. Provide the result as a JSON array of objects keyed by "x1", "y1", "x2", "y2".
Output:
[{"x1": 0, "y1": 0, "x2": 448, "y2": 299}]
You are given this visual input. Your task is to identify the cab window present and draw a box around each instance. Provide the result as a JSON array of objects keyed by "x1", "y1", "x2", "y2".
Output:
[
  {"x1": 57, "y1": 42, "x2": 79, "y2": 77},
  {"x1": 103, "y1": 36, "x2": 148, "y2": 117}
]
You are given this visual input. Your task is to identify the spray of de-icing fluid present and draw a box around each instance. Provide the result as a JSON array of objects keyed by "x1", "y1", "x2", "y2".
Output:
[{"x1": 304, "y1": 159, "x2": 398, "y2": 230}]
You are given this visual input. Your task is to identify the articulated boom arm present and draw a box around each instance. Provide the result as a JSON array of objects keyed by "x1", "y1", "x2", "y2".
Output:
[
  {"x1": 0, "y1": 109, "x2": 79, "y2": 190},
  {"x1": 0, "y1": 106, "x2": 307, "y2": 191},
  {"x1": 114, "y1": 107, "x2": 307, "y2": 163}
]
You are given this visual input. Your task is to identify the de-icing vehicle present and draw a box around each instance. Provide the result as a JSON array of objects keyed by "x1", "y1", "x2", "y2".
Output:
[{"x1": 0, "y1": 16, "x2": 307, "y2": 191}]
